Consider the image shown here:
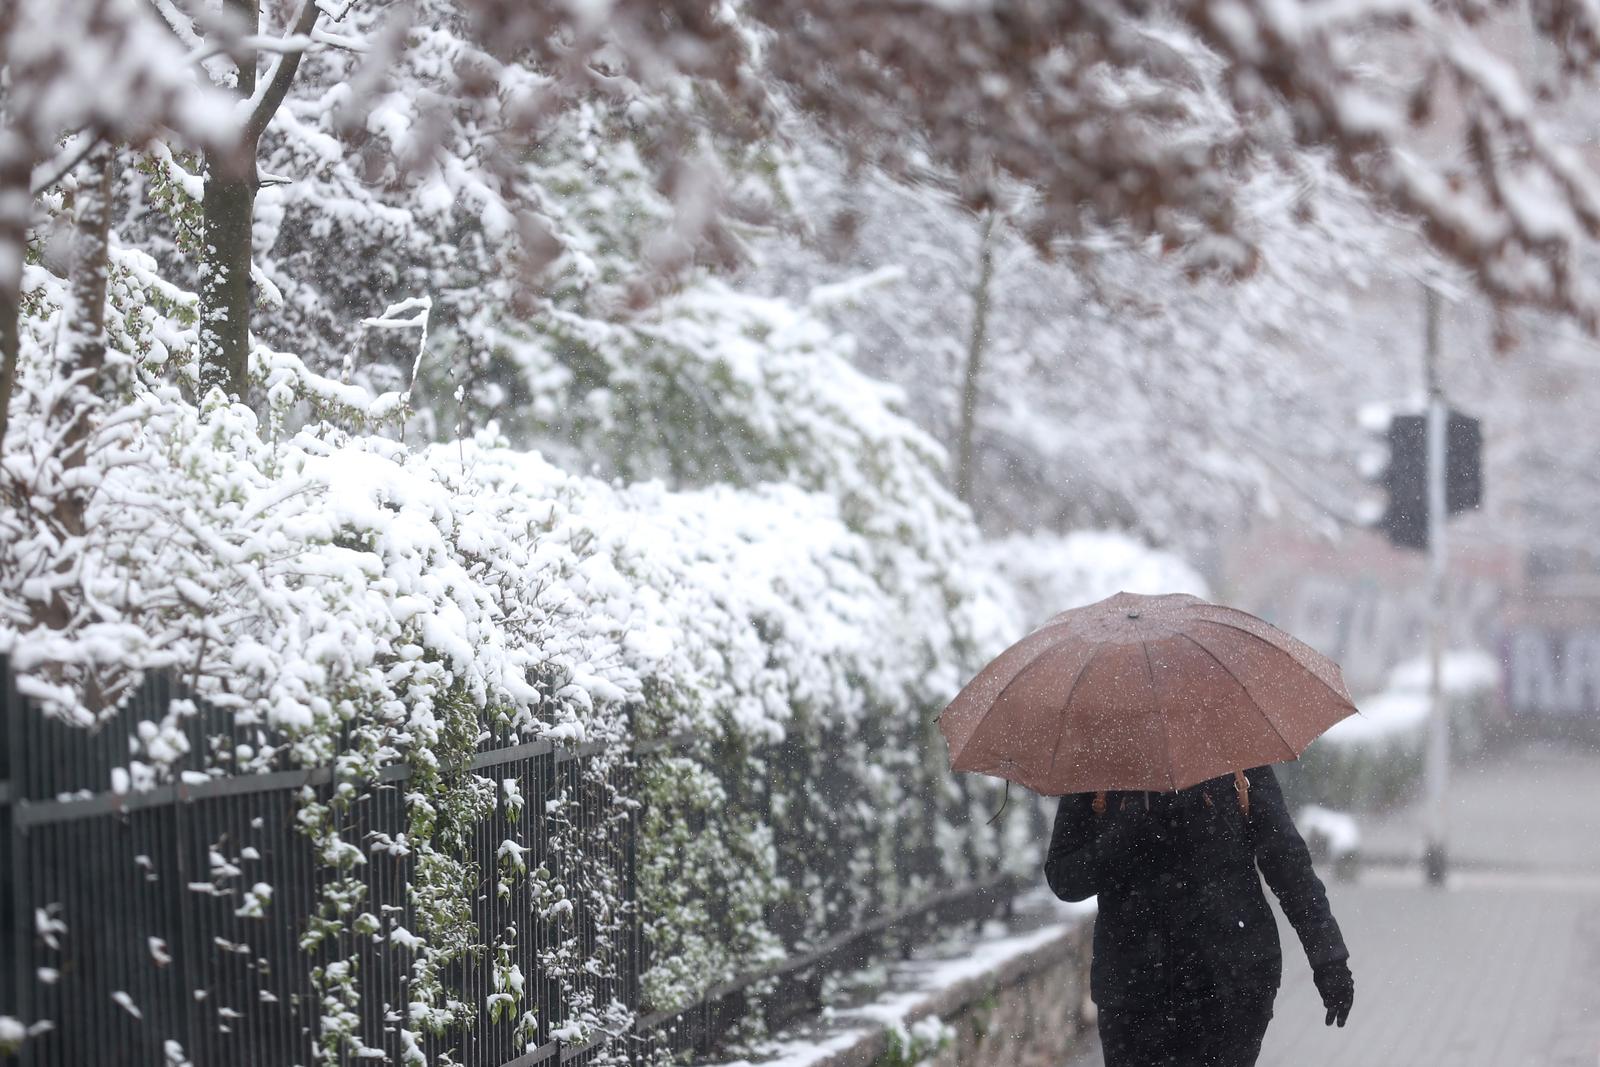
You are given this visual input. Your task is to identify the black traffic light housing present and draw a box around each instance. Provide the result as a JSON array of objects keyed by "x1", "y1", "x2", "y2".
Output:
[{"x1": 1375, "y1": 411, "x2": 1482, "y2": 550}]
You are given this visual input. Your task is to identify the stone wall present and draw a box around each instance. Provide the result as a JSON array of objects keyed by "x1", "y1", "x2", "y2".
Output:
[
  {"x1": 924, "y1": 922, "x2": 1095, "y2": 1067},
  {"x1": 716, "y1": 912, "x2": 1097, "y2": 1067}
]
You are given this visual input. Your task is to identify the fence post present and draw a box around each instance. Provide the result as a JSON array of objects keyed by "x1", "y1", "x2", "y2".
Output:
[{"x1": 623, "y1": 710, "x2": 642, "y2": 1066}]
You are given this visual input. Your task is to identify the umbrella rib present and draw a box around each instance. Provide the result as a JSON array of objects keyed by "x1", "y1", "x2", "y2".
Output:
[
  {"x1": 1045, "y1": 645, "x2": 1104, "y2": 779},
  {"x1": 1141, "y1": 640, "x2": 1176, "y2": 792},
  {"x1": 950, "y1": 634, "x2": 1077, "y2": 765},
  {"x1": 1202, "y1": 605, "x2": 1334, "y2": 668},
  {"x1": 1191, "y1": 616, "x2": 1356, "y2": 707},
  {"x1": 1176, "y1": 632, "x2": 1298, "y2": 762}
]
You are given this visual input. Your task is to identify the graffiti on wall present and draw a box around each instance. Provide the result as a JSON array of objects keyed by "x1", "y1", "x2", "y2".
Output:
[
  {"x1": 1507, "y1": 628, "x2": 1600, "y2": 718},
  {"x1": 1223, "y1": 527, "x2": 1517, "y2": 696},
  {"x1": 1242, "y1": 573, "x2": 1504, "y2": 694}
]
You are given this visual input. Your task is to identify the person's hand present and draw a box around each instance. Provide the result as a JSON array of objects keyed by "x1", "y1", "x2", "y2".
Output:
[{"x1": 1313, "y1": 960, "x2": 1354, "y2": 1027}]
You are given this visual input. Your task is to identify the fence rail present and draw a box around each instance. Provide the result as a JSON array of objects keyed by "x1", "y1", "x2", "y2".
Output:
[{"x1": 1, "y1": 658, "x2": 1025, "y2": 1065}]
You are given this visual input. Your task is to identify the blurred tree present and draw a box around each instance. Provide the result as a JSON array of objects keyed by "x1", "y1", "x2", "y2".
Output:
[
  {"x1": 746, "y1": 137, "x2": 1401, "y2": 554},
  {"x1": 955, "y1": 210, "x2": 997, "y2": 508},
  {"x1": 429, "y1": 0, "x2": 1600, "y2": 328},
  {"x1": 9, "y1": 0, "x2": 1600, "y2": 574}
]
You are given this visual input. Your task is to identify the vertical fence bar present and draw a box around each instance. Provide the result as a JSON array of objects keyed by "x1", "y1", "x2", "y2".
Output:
[{"x1": 2, "y1": 654, "x2": 25, "y2": 1067}]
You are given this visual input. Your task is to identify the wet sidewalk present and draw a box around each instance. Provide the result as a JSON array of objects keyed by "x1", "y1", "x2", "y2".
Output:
[
  {"x1": 1261, "y1": 870, "x2": 1600, "y2": 1066},
  {"x1": 1357, "y1": 741, "x2": 1600, "y2": 874}
]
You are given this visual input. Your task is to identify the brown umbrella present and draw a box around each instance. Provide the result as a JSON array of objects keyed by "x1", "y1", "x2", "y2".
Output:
[{"x1": 939, "y1": 591, "x2": 1357, "y2": 795}]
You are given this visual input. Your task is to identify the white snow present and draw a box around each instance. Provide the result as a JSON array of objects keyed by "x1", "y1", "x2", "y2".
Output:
[
  {"x1": 389, "y1": 926, "x2": 424, "y2": 951},
  {"x1": 1322, "y1": 648, "x2": 1501, "y2": 748},
  {"x1": 1298, "y1": 805, "x2": 1361, "y2": 858},
  {"x1": 1387, "y1": 649, "x2": 1501, "y2": 696},
  {"x1": 111, "y1": 991, "x2": 143, "y2": 1020},
  {"x1": 33, "y1": 908, "x2": 65, "y2": 951},
  {"x1": 975, "y1": 529, "x2": 1208, "y2": 631},
  {"x1": 807, "y1": 266, "x2": 909, "y2": 309},
  {"x1": 1321, "y1": 686, "x2": 1431, "y2": 747}
]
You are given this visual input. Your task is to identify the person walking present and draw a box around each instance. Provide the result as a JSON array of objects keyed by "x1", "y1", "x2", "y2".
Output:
[
  {"x1": 1045, "y1": 765, "x2": 1353, "y2": 1067},
  {"x1": 940, "y1": 593, "x2": 1362, "y2": 1064}
]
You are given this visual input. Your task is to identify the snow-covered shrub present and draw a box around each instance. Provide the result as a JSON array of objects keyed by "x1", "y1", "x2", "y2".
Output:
[
  {"x1": 1297, "y1": 805, "x2": 1362, "y2": 880},
  {"x1": 973, "y1": 529, "x2": 1209, "y2": 630},
  {"x1": 1, "y1": 235, "x2": 1038, "y2": 1058},
  {"x1": 458, "y1": 271, "x2": 1037, "y2": 1014},
  {"x1": 104, "y1": 7, "x2": 1021, "y2": 978},
  {"x1": 1283, "y1": 649, "x2": 1503, "y2": 812}
]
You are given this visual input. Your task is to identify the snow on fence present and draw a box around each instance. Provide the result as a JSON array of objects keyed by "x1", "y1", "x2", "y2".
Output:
[
  {"x1": 0, "y1": 658, "x2": 1026, "y2": 1066},
  {"x1": 0, "y1": 656, "x2": 636, "y2": 1067}
]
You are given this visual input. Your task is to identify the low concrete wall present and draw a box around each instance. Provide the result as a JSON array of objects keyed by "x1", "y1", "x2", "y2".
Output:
[
  {"x1": 925, "y1": 921, "x2": 1094, "y2": 1067},
  {"x1": 775, "y1": 917, "x2": 1095, "y2": 1067}
]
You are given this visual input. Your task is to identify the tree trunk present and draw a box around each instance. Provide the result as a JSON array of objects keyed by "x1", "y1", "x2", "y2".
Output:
[
  {"x1": 199, "y1": 0, "x2": 259, "y2": 400},
  {"x1": 0, "y1": 289, "x2": 16, "y2": 459},
  {"x1": 0, "y1": 153, "x2": 26, "y2": 459},
  {"x1": 0, "y1": 0, "x2": 18, "y2": 458},
  {"x1": 954, "y1": 211, "x2": 995, "y2": 507},
  {"x1": 52, "y1": 145, "x2": 120, "y2": 537},
  {"x1": 0, "y1": 125, "x2": 29, "y2": 460},
  {"x1": 199, "y1": 167, "x2": 256, "y2": 398},
  {"x1": 952, "y1": 211, "x2": 998, "y2": 885}
]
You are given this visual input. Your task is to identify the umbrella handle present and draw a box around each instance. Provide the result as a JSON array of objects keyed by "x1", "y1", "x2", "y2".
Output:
[
  {"x1": 986, "y1": 780, "x2": 1012, "y2": 825},
  {"x1": 1092, "y1": 791, "x2": 1107, "y2": 815}
]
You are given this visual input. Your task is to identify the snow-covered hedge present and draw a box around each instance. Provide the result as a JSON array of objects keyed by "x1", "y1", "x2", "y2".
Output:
[
  {"x1": 973, "y1": 529, "x2": 1208, "y2": 631},
  {"x1": 0, "y1": 383, "x2": 1203, "y2": 1062},
  {"x1": 3, "y1": 141, "x2": 1203, "y2": 1062},
  {"x1": 2, "y1": 247, "x2": 1040, "y2": 1058}
]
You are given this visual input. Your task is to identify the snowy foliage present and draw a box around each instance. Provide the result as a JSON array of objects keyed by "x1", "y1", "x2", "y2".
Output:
[
  {"x1": 408, "y1": 0, "x2": 1600, "y2": 326},
  {"x1": 0, "y1": 194, "x2": 1035, "y2": 1057},
  {"x1": 1322, "y1": 648, "x2": 1502, "y2": 749},
  {"x1": 746, "y1": 136, "x2": 1408, "y2": 549},
  {"x1": 973, "y1": 530, "x2": 1209, "y2": 632}
]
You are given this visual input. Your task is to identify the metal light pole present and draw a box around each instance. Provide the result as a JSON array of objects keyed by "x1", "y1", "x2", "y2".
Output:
[{"x1": 1422, "y1": 285, "x2": 1450, "y2": 886}]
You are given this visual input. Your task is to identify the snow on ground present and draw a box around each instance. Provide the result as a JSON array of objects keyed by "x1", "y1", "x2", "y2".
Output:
[{"x1": 1298, "y1": 805, "x2": 1361, "y2": 859}]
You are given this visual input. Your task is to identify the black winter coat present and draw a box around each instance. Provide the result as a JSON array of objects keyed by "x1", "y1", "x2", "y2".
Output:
[{"x1": 1044, "y1": 765, "x2": 1347, "y2": 1008}]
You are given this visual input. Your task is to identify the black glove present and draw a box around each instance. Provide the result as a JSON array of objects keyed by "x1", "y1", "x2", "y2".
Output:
[{"x1": 1313, "y1": 960, "x2": 1354, "y2": 1027}]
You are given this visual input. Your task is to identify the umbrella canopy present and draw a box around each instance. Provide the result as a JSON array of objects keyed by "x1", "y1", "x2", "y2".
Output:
[{"x1": 939, "y1": 591, "x2": 1357, "y2": 795}]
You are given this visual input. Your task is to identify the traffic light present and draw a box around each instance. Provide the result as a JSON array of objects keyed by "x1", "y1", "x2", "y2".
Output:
[{"x1": 1358, "y1": 407, "x2": 1482, "y2": 550}]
